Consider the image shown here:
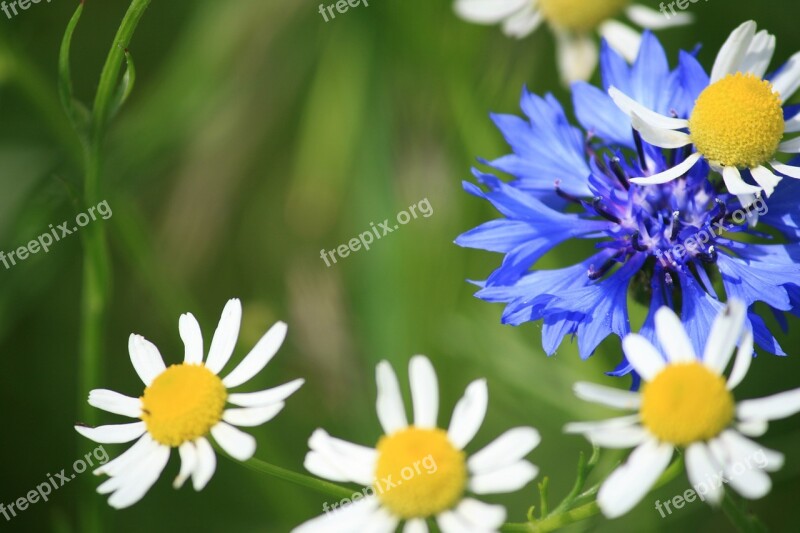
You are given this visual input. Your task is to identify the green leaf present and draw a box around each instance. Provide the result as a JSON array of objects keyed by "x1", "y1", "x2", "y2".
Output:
[
  {"x1": 58, "y1": 1, "x2": 90, "y2": 138},
  {"x1": 108, "y1": 47, "x2": 136, "y2": 121}
]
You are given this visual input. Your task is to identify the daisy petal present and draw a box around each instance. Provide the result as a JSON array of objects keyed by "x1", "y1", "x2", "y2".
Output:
[
  {"x1": 629, "y1": 152, "x2": 702, "y2": 186},
  {"x1": 655, "y1": 306, "x2": 696, "y2": 362},
  {"x1": 376, "y1": 361, "x2": 408, "y2": 434},
  {"x1": 727, "y1": 329, "x2": 754, "y2": 390},
  {"x1": 410, "y1": 355, "x2": 439, "y2": 428},
  {"x1": 174, "y1": 441, "x2": 197, "y2": 489},
  {"x1": 555, "y1": 30, "x2": 598, "y2": 84},
  {"x1": 772, "y1": 51, "x2": 800, "y2": 100},
  {"x1": 192, "y1": 437, "x2": 217, "y2": 491},
  {"x1": 597, "y1": 439, "x2": 673, "y2": 518},
  {"x1": 631, "y1": 112, "x2": 692, "y2": 149},
  {"x1": 621, "y1": 333, "x2": 666, "y2": 381},
  {"x1": 454, "y1": 498, "x2": 507, "y2": 529},
  {"x1": 778, "y1": 136, "x2": 800, "y2": 154},
  {"x1": 501, "y1": 5, "x2": 542, "y2": 39},
  {"x1": 736, "y1": 419, "x2": 768, "y2": 437},
  {"x1": 739, "y1": 30, "x2": 776, "y2": 78},
  {"x1": 720, "y1": 430, "x2": 784, "y2": 472},
  {"x1": 625, "y1": 5, "x2": 692, "y2": 29},
  {"x1": 573, "y1": 382, "x2": 641, "y2": 410},
  {"x1": 710, "y1": 21, "x2": 757, "y2": 83},
  {"x1": 403, "y1": 518, "x2": 428, "y2": 533},
  {"x1": 308, "y1": 429, "x2": 377, "y2": 485},
  {"x1": 583, "y1": 425, "x2": 649, "y2": 449},
  {"x1": 468, "y1": 427, "x2": 540, "y2": 474},
  {"x1": 75, "y1": 422, "x2": 146, "y2": 444},
  {"x1": 128, "y1": 334, "x2": 166, "y2": 386},
  {"x1": 448, "y1": 379, "x2": 488, "y2": 449},
  {"x1": 211, "y1": 422, "x2": 256, "y2": 461},
  {"x1": 223, "y1": 403, "x2": 286, "y2": 427},
  {"x1": 227, "y1": 379, "x2": 305, "y2": 407},
  {"x1": 751, "y1": 166, "x2": 782, "y2": 197},
  {"x1": 722, "y1": 166, "x2": 762, "y2": 195},
  {"x1": 292, "y1": 497, "x2": 381, "y2": 533},
  {"x1": 204, "y1": 298, "x2": 242, "y2": 375},
  {"x1": 107, "y1": 444, "x2": 170, "y2": 509},
  {"x1": 304, "y1": 451, "x2": 352, "y2": 483},
  {"x1": 94, "y1": 434, "x2": 157, "y2": 477},
  {"x1": 598, "y1": 21, "x2": 641, "y2": 63},
  {"x1": 685, "y1": 443, "x2": 724, "y2": 505},
  {"x1": 564, "y1": 415, "x2": 641, "y2": 435},
  {"x1": 469, "y1": 460, "x2": 538, "y2": 494},
  {"x1": 223, "y1": 321, "x2": 288, "y2": 388},
  {"x1": 453, "y1": 0, "x2": 528, "y2": 24},
  {"x1": 88, "y1": 389, "x2": 142, "y2": 418},
  {"x1": 180, "y1": 313, "x2": 204, "y2": 365},
  {"x1": 608, "y1": 86, "x2": 689, "y2": 130},
  {"x1": 437, "y1": 511, "x2": 471, "y2": 533},
  {"x1": 703, "y1": 299, "x2": 747, "y2": 372},
  {"x1": 770, "y1": 160, "x2": 800, "y2": 179},
  {"x1": 737, "y1": 388, "x2": 800, "y2": 421}
]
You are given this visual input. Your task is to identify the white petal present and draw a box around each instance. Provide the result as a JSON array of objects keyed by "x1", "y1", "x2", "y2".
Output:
[
  {"x1": 739, "y1": 30, "x2": 776, "y2": 78},
  {"x1": 204, "y1": 298, "x2": 242, "y2": 374},
  {"x1": 453, "y1": 0, "x2": 528, "y2": 24},
  {"x1": 608, "y1": 86, "x2": 689, "y2": 130},
  {"x1": 720, "y1": 430, "x2": 784, "y2": 472},
  {"x1": 711, "y1": 21, "x2": 757, "y2": 83},
  {"x1": 597, "y1": 439, "x2": 673, "y2": 518},
  {"x1": 75, "y1": 422, "x2": 146, "y2": 444},
  {"x1": 437, "y1": 511, "x2": 472, "y2": 533},
  {"x1": 630, "y1": 152, "x2": 703, "y2": 186},
  {"x1": 292, "y1": 497, "x2": 381, "y2": 533},
  {"x1": 223, "y1": 321, "x2": 288, "y2": 388},
  {"x1": 621, "y1": 333, "x2": 666, "y2": 381},
  {"x1": 598, "y1": 21, "x2": 641, "y2": 63},
  {"x1": 211, "y1": 422, "x2": 256, "y2": 461},
  {"x1": 722, "y1": 166, "x2": 762, "y2": 196},
  {"x1": 192, "y1": 437, "x2": 217, "y2": 490},
  {"x1": 468, "y1": 427, "x2": 541, "y2": 475},
  {"x1": 174, "y1": 441, "x2": 197, "y2": 489},
  {"x1": 227, "y1": 379, "x2": 305, "y2": 407},
  {"x1": 727, "y1": 329, "x2": 754, "y2": 390},
  {"x1": 685, "y1": 443, "x2": 724, "y2": 505},
  {"x1": 703, "y1": 299, "x2": 748, "y2": 372},
  {"x1": 778, "y1": 136, "x2": 800, "y2": 154},
  {"x1": 375, "y1": 361, "x2": 408, "y2": 434},
  {"x1": 564, "y1": 415, "x2": 641, "y2": 435},
  {"x1": 770, "y1": 160, "x2": 800, "y2": 179},
  {"x1": 469, "y1": 460, "x2": 538, "y2": 494},
  {"x1": 448, "y1": 379, "x2": 488, "y2": 449},
  {"x1": 403, "y1": 519, "x2": 429, "y2": 533},
  {"x1": 625, "y1": 4, "x2": 692, "y2": 29},
  {"x1": 719, "y1": 440, "x2": 773, "y2": 500},
  {"x1": 88, "y1": 389, "x2": 142, "y2": 418},
  {"x1": 785, "y1": 113, "x2": 800, "y2": 133},
  {"x1": 128, "y1": 334, "x2": 166, "y2": 386},
  {"x1": 771, "y1": 51, "x2": 800, "y2": 100},
  {"x1": 555, "y1": 31, "x2": 598, "y2": 85},
  {"x1": 751, "y1": 166, "x2": 782, "y2": 197},
  {"x1": 308, "y1": 429, "x2": 377, "y2": 485},
  {"x1": 736, "y1": 419, "x2": 768, "y2": 437},
  {"x1": 223, "y1": 403, "x2": 286, "y2": 427},
  {"x1": 737, "y1": 388, "x2": 800, "y2": 421},
  {"x1": 631, "y1": 112, "x2": 692, "y2": 149},
  {"x1": 501, "y1": 4, "x2": 542, "y2": 39},
  {"x1": 180, "y1": 313, "x2": 204, "y2": 365},
  {"x1": 655, "y1": 306, "x2": 696, "y2": 363},
  {"x1": 583, "y1": 425, "x2": 649, "y2": 449},
  {"x1": 94, "y1": 434, "x2": 157, "y2": 477},
  {"x1": 573, "y1": 382, "x2": 641, "y2": 410},
  {"x1": 304, "y1": 451, "x2": 353, "y2": 483},
  {"x1": 410, "y1": 355, "x2": 439, "y2": 428},
  {"x1": 107, "y1": 444, "x2": 170, "y2": 509},
  {"x1": 454, "y1": 498, "x2": 507, "y2": 529}
]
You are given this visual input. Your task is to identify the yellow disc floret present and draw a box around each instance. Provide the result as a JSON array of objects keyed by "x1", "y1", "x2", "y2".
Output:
[
  {"x1": 689, "y1": 73, "x2": 784, "y2": 168},
  {"x1": 537, "y1": 0, "x2": 630, "y2": 32},
  {"x1": 640, "y1": 362, "x2": 734, "y2": 446},
  {"x1": 141, "y1": 364, "x2": 227, "y2": 447},
  {"x1": 373, "y1": 427, "x2": 467, "y2": 519}
]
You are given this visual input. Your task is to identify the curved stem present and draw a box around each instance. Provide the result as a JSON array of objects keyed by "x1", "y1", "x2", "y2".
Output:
[{"x1": 232, "y1": 455, "x2": 355, "y2": 500}]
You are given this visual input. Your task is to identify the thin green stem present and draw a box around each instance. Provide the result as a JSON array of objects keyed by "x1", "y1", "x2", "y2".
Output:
[
  {"x1": 721, "y1": 490, "x2": 768, "y2": 533},
  {"x1": 234, "y1": 455, "x2": 355, "y2": 500}
]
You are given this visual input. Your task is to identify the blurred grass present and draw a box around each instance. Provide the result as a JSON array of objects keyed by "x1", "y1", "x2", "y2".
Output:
[{"x1": 0, "y1": 0, "x2": 799, "y2": 531}]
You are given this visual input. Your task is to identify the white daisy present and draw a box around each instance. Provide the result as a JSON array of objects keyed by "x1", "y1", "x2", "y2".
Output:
[
  {"x1": 453, "y1": 0, "x2": 691, "y2": 83},
  {"x1": 565, "y1": 299, "x2": 800, "y2": 518},
  {"x1": 293, "y1": 355, "x2": 540, "y2": 532},
  {"x1": 75, "y1": 298, "x2": 304, "y2": 509},
  {"x1": 611, "y1": 21, "x2": 800, "y2": 205}
]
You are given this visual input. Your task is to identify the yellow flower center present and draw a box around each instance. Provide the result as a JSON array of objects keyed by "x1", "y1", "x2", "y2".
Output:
[
  {"x1": 537, "y1": 0, "x2": 630, "y2": 32},
  {"x1": 141, "y1": 364, "x2": 227, "y2": 447},
  {"x1": 689, "y1": 73, "x2": 784, "y2": 168},
  {"x1": 373, "y1": 427, "x2": 467, "y2": 519},
  {"x1": 640, "y1": 362, "x2": 734, "y2": 446}
]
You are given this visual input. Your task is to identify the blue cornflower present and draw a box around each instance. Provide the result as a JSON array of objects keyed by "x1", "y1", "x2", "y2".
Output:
[{"x1": 457, "y1": 32, "x2": 800, "y2": 382}]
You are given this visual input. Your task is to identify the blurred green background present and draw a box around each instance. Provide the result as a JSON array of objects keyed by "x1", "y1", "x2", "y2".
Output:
[{"x1": 1, "y1": 0, "x2": 799, "y2": 531}]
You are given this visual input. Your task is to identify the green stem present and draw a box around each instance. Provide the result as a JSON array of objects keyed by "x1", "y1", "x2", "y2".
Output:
[
  {"x1": 235, "y1": 456, "x2": 355, "y2": 500},
  {"x1": 721, "y1": 490, "x2": 768, "y2": 533},
  {"x1": 502, "y1": 502, "x2": 601, "y2": 533}
]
